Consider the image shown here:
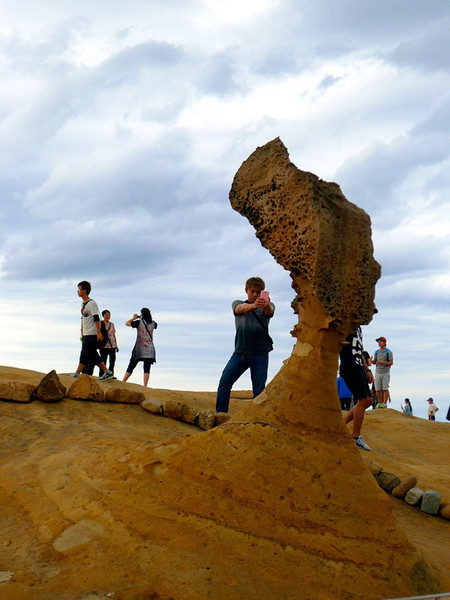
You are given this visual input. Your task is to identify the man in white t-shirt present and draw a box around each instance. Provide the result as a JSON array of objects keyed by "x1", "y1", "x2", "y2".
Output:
[
  {"x1": 72, "y1": 281, "x2": 114, "y2": 381},
  {"x1": 427, "y1": 397, "x2": 439, "y2": 421}
]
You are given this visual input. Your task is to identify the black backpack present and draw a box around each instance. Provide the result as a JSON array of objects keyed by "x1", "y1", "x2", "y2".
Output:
[{"x1": 97, "y1": 321, "x2": 110, "y2": 348}]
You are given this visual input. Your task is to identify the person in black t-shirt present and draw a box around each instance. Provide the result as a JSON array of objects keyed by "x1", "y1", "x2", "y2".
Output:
[{"x1": 339, "y1": 327, "x2": 373, "y2": 451}]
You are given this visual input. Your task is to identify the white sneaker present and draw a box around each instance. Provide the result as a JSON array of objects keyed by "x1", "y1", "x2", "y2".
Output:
[
  {"x1": 71, "y1": 373, "x2": 80, "y2": 378},
  {"x1": 354, "y1": 435, "x2": 371, "y2": 451},
  {"x1": 99, "y1": 370, "x2": 114, "y2": 381}
]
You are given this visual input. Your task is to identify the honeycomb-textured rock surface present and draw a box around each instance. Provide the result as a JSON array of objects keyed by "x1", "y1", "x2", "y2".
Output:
[{"x1": 230, "y1": 137, "x2": 381, "y2": 337}]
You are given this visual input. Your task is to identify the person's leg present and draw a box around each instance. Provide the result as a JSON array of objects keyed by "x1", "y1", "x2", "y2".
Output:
[
  {"x1": 143, "y1": 359, "x2": 151, "y2": 387},
  {"x1": 248, "y1": 353, "x2": 269, "y2": 398},
  {"x1": 216, "y1": 353, "x2": 249, "y2": 413},
  {"x1": 341, "y1": 367, "x2": 372, "y2": 450},
  {"x1": 109, "y1": 349, "x2": 116, "y2": 375},
  {"x1": 77, "y1": 336, "x2": 97, "y2": 375},
  {"x1": 382, "y1": 375, "x2": 391, "y2": 404},
  {"x1": 123, "y1": 358, "x2": 138, "y2": 382},
  {"x1": 99, "y1": 349, "x2": 108, "y2": 377},
  {"x1": 83, "y1": 362, "x2": 94, "y2": 375},
  {"x1": 350, "y1": 397, "x2": 373, "y2": 438},
  {"x1": 374, "y1": 373, "x2": 383, "y2": 405}
]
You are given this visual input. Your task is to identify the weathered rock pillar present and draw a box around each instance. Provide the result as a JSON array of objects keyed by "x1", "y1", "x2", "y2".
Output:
[
  {"x1": 229, "y1": 137, "x2": 381, "y2": 426},
  {"x1": 136, "y1": 139, "x2": 439, "y2": 600}
]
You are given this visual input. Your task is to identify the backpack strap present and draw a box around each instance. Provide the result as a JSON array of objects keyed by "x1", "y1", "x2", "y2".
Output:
[{"x1": 141, "y1": 319, "x2": 153, "y2": 343}]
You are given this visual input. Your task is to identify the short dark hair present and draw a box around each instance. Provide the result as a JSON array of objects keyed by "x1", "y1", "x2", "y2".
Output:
[
  {"x1": 102, "y1": 309, "x2": 110, "y2": 316},
  {"x1": 78, "y1": 280, "x2": 91, "y2": 295},
  {"x1": 245, "y1": 277, "x2": 265, "y2": 291}
]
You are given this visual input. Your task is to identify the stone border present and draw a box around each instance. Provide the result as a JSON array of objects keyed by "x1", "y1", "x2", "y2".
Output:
[
  {"x1": 141, "y1": 397, "x2": 230, "y2": 430},
  {"x1": 366, "y1": 460, "x2": 449, "y2": 521},
  {"x1": 0, "y1": 371, "x2": 230, "y2": 431}
]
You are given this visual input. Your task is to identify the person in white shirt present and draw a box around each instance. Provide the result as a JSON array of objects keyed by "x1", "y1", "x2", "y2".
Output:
[
  {"x1": 427, "y1": 397, "x2": 439, "y2": 421},
  {"x1": 72, "y1": 281, "x2": 114, "y2": 381}
]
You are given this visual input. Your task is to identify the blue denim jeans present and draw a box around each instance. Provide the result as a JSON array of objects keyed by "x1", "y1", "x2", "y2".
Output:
[{"x1": 215, "y1": 352, "x2": 269, "y2": 413}]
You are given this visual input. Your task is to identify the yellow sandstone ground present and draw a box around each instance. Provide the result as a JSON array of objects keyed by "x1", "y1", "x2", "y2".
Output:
[{"x1": 0, "y1": 366, "x2": 448, "y2": 600}]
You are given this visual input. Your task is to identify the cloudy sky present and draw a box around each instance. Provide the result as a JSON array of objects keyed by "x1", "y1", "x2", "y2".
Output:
[{"x1": 0, "y1": 0, "x2": 449, "y2": 420}]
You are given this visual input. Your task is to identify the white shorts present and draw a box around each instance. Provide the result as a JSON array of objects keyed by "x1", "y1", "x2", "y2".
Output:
[{"x1": 375, "y1": 372, "x2": 390, "y2": 391}]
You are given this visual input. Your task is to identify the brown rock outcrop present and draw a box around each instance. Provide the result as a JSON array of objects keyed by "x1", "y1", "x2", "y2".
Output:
[
  {"x1": 105, "y1": 387, "x2": 145, "y2": 404},
  {"x1": 162, "y1": 400, "x2": 197, "y2": 423},
  {"x1": 31, "y1": 370, "x2": 66, "y2": 402},
  {"x1": 0, "y1": 380, "x2": 34, "y2": 403},
  {"x1": 67, "y1": 375, "x2": 105, "y2": 403},
  {"x1": 195, "y1": 408, "x2": 216, "y2": 430},
  {"x1": 377, "y1": 472, "x2": 402, "y2": 493},
  {"x1": 132, "y1": 139, "x2": 438, "y2": 599},
  {"x1": 141, "y1": 397, "x2": 163, "y2": 414},
  {"x1": 392, "y1": 476, "x2": 418, "y2": 499},
  {"x1": 215, "y1": 411, "x2": 231, "y2": 426}
]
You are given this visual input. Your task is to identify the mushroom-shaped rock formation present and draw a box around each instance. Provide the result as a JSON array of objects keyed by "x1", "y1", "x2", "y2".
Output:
[
  {"x1": 230, "y1": 137, "x2": 380, "y2": 337},
  {"x1": 133, "y1": 139, "x2": 440, "y2": 599}
]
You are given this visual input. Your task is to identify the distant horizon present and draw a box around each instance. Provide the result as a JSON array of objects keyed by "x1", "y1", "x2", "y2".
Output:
[{"x1": 0, "y1": 360, "x2": 447, "y2": 423}]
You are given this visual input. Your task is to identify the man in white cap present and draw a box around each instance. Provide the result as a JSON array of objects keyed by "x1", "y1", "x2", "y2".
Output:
[
  {"x1": 372, "y1": 336, "x2": 393, "y2": 408},
  {"x1": 427, "y1": 398, "x2": 439, "y2": 421}
]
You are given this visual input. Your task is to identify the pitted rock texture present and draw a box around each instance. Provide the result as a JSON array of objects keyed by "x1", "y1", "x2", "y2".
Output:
[{"x1": 230, "y1": 137, "x2": 381, "y2": 337}]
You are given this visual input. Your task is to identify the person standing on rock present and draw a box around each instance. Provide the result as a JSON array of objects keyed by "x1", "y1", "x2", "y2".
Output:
[
  {"x1": 372, "y1": 336, "x2": 393, "y2": 408},
  {"x1": 427, "y1": 397, "x2": 439, "y2": 420},
  {"x1": 401, "y1": 398, "x2": 413, "y2": 415},
  {"x1": 215, "y1": 277, "x2": 275, "y2": 413},
  {"x1": 122, "y1": 308, "x2": 157, "y2": 387},
  {"x1": 72, "y1": 281, "x2": 114, "y2": 381},
  {"x1": 98, "y1": 310, "x2": 119, "y2": 377},
  {"x1": 339, "y1": 327, "x2": 373, "y2": 451}
]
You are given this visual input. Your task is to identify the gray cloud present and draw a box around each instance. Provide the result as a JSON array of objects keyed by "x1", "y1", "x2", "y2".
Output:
[
  {"x1": 335, "y1": 119, "x2": 450, "y2": 229},
  {"x1": 1, "y1": 0, "x2": 450, "y2": 410},
  {"x1": 298, "y1": 0, "x2": 449, "y2": 44},
  {"x1": 388, "y1": 16, "x2": 450, "y2": 72},
  {"x1": 197, "y1": 48, "x2": 245, "y2": 96}
]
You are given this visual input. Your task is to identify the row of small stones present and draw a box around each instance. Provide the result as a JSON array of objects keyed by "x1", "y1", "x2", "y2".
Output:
[
  {"x1": 0, "y1": 371, "x2": 230, "y2": 432},
  {"x1": 370, "y1": 467, "x2": 450, "y2": 520},
  {"x1": 141, "y1": 396, "x2": 230, "y2": 430}
]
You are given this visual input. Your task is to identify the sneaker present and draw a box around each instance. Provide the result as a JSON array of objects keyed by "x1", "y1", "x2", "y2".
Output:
[
  {"x1": 354, "y1": 435, "x2": 371, "y2": 452},
  {"x1": 71, "y1": 373, "x2": 80, "y2": 378},
  {"x1": 99, "y1": 370, "x2": 114, "y2": 381}
]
